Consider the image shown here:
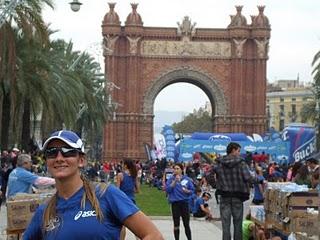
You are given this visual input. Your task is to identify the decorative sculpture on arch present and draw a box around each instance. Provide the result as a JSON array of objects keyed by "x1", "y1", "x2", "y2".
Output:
[
  {"x1": 127, "y1": 36, "x2": 141, "y2": 55},
  {"x1": 177, "y1": 16, "x2": 196, "y2": 39},
  {"x1": 103, "y1": 35, "x2": 119, "y2": 55},
  {"x1": 233, "y1": 39, "x2": 247, "y2": 58},
  {"x1": 254, "y1": 39, "x2": 269, "y2": 58}
]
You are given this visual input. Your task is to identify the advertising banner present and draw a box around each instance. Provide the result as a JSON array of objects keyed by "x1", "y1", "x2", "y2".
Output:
[
  {"x1": 178, "y1": 139, "x2": 290, "y2": 162},
  {"x1": 162, "y1": 125, "x2": 176, "y2": 160},
  {"x1": 282, "y1": 125, "x2": 316, "y2": 163}
]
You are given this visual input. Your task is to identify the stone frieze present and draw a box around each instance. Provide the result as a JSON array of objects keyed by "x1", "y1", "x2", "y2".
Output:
[{"x1": 141, "y1": 40, "x2": 231, "y2": 58}]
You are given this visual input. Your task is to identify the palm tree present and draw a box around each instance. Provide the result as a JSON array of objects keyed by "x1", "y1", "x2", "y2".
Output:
[
  {"x1": 0, "y1": 0, "x2": 53, "y2": 149},
  {"x1": 15, "y1": 26, "x2": 52, "y2": 151},
  {"x1": 39, "y1": 40, "x2": 110, "y2": 150}
]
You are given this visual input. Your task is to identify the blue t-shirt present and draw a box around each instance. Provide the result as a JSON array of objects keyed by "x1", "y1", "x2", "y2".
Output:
[
  {"x1": 23, "y1": 184, "x2": 139, "y2": 240},
  {"x1": 120, "y1": 172, "x2": 136, "y2": 202},
  {"x1": 253, "y1": 175, "x2": 265, "y2": 201},
  {"x1": 188, "y1": 192, "x2": 197, "y2": 213},
  {"x1": 7, "y1": 167, "x2": 38, "y2": 197},
  {"x1": 193, "y1": 197, "x2": 205, "y2": 214}
]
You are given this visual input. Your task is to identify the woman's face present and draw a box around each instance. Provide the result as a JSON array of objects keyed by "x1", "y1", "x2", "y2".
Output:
[
  {"x1": 174, "y1": 165, "x2": 182, "y2": 175},
  {"x1": 45, "y1": 139, "x2": 85, "y2": 180}
]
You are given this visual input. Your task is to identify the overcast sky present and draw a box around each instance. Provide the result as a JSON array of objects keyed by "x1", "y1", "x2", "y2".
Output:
[{"x1": 43, "y1": 0, "x2": 320, "y2": 112}]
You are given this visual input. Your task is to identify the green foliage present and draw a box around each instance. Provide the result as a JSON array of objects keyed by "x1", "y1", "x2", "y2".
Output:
[
  {"x1": 135, "y1": 184, "x2": 171, "y2": 216},
  {"x1": 299, "y1": 50, "x2": 320, "y2": 123},
  {"x1": 172, "y1": 107, "x2": 212, "y2": 134}
]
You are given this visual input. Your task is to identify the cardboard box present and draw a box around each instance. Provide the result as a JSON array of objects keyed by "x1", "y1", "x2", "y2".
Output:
[
  {"x1": 290, "y1": 214, "x2": 319, "y2": 236},
  {"x1": 294, "y1": 232, "x2": 319, "y2": 240},
  {"x1": 7, "y1": 194, "x2": 53, "y2": 231}
]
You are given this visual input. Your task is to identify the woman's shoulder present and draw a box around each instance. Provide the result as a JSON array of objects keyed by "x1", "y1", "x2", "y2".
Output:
[{"x1": 95, "y1": 183, "x2": 124, "y2": 198}]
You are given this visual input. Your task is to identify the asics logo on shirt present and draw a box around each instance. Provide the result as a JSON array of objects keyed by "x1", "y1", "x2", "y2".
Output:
[{"x1": 74, "y1": 210, "x2": 96, "y2": 220}]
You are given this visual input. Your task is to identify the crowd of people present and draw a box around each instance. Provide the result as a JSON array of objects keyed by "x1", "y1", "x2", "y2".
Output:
[{"x1": 0, "y1": 135, "x2": 319, "y2": 240}]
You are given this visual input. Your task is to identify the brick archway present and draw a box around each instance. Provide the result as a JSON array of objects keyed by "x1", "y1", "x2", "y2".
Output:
[
  {"x1": 143, "y1": 66, "x2": 228, "y2": 116},
  {"x1": 102, "y1": 4, "x2": 271, "y2": 161}
]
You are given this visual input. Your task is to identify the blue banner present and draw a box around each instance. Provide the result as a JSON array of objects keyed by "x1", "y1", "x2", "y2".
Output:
[
  {"x1": 178, "y1": 139, "x2": 290, "y2": 162},
  {"x1": 162, "y1": 125, "x2": 176, "y2": 160},
  {"x1": 282, "y1": 125, "x2": 316, "y2": 162}
]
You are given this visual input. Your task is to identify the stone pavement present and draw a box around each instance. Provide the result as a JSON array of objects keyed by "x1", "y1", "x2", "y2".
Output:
[{"x1": 126, "y1": 216, "x2": 222, "y2": 240}]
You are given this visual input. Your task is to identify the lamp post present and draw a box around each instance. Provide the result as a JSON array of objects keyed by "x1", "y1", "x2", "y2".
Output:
[{"x1": 69, "y1": 0, "x2": 82, "y2": 12}]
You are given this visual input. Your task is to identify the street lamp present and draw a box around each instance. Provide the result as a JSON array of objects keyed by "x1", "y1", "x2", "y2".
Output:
[{"x1": 69, "y1": 0, "x2": 82, "y2": 12}]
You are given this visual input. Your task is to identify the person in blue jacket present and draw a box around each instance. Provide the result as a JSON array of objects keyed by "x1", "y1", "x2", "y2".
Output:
[
  {"x1": 116, "y1": 158, "x2": 140, "y2": 240},
  {"x1": 23, "y1": 130, "x2": 163, "y2": 240},
  {"x1": 166, "y1": 163, "x2": 194, "y2": 240}
]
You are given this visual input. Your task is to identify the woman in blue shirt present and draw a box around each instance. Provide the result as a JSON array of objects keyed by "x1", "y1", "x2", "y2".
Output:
[
  {"x1": 252, "y1": 167, "x2": 265, "y2": 205},
  {"x1": 166, "y1": 163, "x2": 194, "y2": 240},
  {"x1": 23, "y1": 130, "x2": 163, "y2": 240},
  {"x1": 116, "y1": 158, "x2": 140, "y2": 239}
]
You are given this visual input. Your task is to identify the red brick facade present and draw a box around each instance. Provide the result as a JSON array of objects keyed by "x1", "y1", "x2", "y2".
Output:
[{"x1": 102, "y1": 4, "x2": 271, "y2": 161}]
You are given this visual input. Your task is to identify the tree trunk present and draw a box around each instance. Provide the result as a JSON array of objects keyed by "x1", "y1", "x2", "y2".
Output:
[
  {"x1": 1, "y1": 92, "x2": 11, "y2": 150},
  {"x1": 21, "y1": 98, "x2": 31, "y2": 152}
]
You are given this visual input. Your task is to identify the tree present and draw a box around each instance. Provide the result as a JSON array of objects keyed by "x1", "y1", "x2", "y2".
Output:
[
  {"x1": 172, "y1": 107, "x2": 212, "y2": 134},
  {"x1": 300, "y1": 49, "x2": 320, "y2": 149},
  {"x1": 0, "y1": 0, "x2": 53, "y2": 149}
]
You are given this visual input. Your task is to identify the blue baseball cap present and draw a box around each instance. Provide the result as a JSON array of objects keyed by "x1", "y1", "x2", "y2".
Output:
[{"x1": 42, "y1": 130, "x2": 85, "y2": 153}]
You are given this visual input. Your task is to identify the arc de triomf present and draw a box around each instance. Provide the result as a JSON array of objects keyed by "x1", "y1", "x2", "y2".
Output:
[{"x1": 102, "y1": 3, "x2": 271, "y2": 162}]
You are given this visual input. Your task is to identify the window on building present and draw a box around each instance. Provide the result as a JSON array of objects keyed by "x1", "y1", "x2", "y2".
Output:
[
  {"x1": 292, "y1": 98, "x2": 296, "y2": 102},
  {"x1": 280, "y1": 97, "x2": 284, "y2": 102},
  {"x1": 280, "y1": 119, "x2": 285, "y2": 131},
  {"x1": 291, "y1": 104, "x2": 296, "y2": 114}
]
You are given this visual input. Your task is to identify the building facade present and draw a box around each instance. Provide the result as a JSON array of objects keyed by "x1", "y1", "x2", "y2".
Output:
[{"x1": 267, "y1": 84, "x2": 314, "y2": 131}]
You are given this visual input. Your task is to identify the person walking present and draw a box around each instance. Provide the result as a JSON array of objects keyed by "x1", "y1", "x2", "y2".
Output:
[
  {"x1": 7, "y1": 154, "x2": 55, "y2": 198},
  {"x1": 23, "y1": 130, "x2": 163, "y2": 240},
  {"x1": 214, "y1": 142, "x2": 256, "y2": 240},
  {"x1": 116, "y1": 158, "x2": 140, "y2": 240},
  {"x1": 166, "y1": 163, "x2": 194, "y2": 240}
]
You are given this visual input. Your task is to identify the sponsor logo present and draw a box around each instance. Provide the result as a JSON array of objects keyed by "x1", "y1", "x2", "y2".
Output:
[
  {"x1": 202, "y1": 145, "x2": 213, "y2": 149},
  {"x1": 165, "y1": 129, "x2": 174, "y2": 135},
  {"x1": 257, "y1": 146, "x2": 267, "y2": 150},
  {"x1": 293, "y1": 137, "x2": 315, "y2": 162},
  {"x1": 182, "y1": 152, "x2": 192, "y2": 158},
  {"x1": 209, "y1": 135, "x2": 231, "y2": 141},
  {"x1": 45, "y1": 216, "x2": 61, "y2": 232},
  {"x1": 165, "y1": 135, "x2": 175, "y2": 141},
  {"x1": 166, "y1": 146, "x2": 175, "y2": 151},
  {"x1": 214, "y1": 144, "x2": 226, "y2": 151},
  {"x1": 74, "y1": 210, "x2": 96, "y2": 221},
  {"x1": 244, "y1": 145, "x2": 256, "y2": 152}
]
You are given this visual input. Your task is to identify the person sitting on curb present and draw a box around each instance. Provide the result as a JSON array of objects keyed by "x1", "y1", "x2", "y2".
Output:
[
  {"x1": 193, "y1": 191, "x2": 213, "y2": 220},
  {"x1": 243, "y1": 213, "x2": 282, "y2": 240}
]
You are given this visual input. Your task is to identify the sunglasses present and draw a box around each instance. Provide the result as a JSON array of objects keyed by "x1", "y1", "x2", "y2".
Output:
[{"x1": 44, "y1": 147, "x2": 80, "y2": 159}]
